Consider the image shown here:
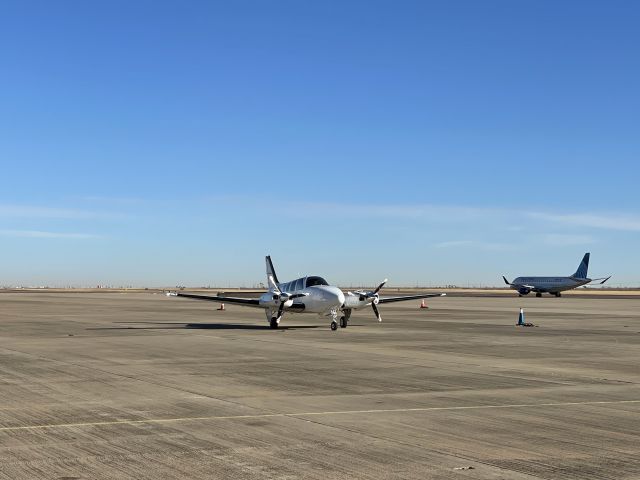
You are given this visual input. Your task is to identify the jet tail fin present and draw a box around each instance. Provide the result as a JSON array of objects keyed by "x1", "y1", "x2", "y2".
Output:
[
  {"x1": 266, "y1": 255, "x2": 280, "y2": 287},
  {"x1": 572, "y1": 253, "x2": 590, "y2": 279}
]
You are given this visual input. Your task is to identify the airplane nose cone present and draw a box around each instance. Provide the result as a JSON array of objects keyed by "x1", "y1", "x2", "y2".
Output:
[{"x1": 324, "y1": 286, "x2": 345, "y2": 306}]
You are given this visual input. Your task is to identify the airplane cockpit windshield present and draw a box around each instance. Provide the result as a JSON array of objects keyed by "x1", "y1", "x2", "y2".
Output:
[{"x1": 305, "y1": 276, "x2": 329, "y2": 288}]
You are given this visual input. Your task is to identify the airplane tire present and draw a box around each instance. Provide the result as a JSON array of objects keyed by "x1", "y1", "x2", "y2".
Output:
[
  {"x1": 330, "y1": 321, "x2": 338, "y2": 331},
  {"x1": 270, "y1": 318, "x2": 278, "y2": 329},
  {"x1": 535, "y1": 293, "x2": 542, "y2": 298},
  {"x1": 340, "y1": 316, "x2": 347, "y2": 328}
]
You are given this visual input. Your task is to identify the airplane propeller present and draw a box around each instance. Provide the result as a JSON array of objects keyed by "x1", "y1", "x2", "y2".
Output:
[
  {"x1": 355, "y1": 279, "x2": 387, "y2": 322},
  {"x1": 268, "y1": 275, "x2": 308, "y2": 320},
  {"x1": 372, "y1": 302, "x2": 381, "y2": 322}
]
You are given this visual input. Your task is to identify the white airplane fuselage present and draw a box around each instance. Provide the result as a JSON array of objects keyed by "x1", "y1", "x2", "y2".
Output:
[
  {"x1": 259, "y1": 284, "x2": 345, "y2": 315},
  {"x1": 504, "y1": 253, "x2": 610, "y2": 297},
  {"x1": 510, "y1": 276, "x2": 591, "y2": 294}
]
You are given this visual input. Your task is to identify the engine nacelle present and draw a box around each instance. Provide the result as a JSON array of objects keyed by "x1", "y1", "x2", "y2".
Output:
[
  {"x1": 518, "y1": 287, "x2": 531, "y2": 295},
  {"x1": 344, "y1": 292, "x2": 370, "y2": 309},
  {"x1": 259, "y1": 292, "x2": 293, "y2": 308},
  {"x1": 259, "y1": 292, "x2": 280, "y2": 308}
]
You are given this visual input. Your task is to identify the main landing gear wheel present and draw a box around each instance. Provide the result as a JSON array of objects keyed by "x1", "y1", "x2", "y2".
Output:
[
  {"x1": 555, "y1": 292, "x2": 562, "y2": 297},
  {"x1": 270, "y1": 317, "x2": 278, "y2": 329},
  {"x1": 535, "y1": 293, "x2": 542, "y2": 298},
  {"x1": 330, "y1": 321, "x2": 338, "y2": 331},
  {"x1": 340, "y1": 316, "x2": 348, "y2": 328}
]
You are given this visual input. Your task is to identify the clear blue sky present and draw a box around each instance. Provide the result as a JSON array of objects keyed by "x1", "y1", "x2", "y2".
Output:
[{"x1": 1, "y1": 1, "x2": 638, "y2": 287}]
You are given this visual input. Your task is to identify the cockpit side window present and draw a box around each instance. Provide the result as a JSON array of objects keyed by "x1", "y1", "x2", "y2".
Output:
[
  {"x1": 305, "y1": 276, "x2": 329, "y2": 287},
  {"x1": 294, "y1": 278, "x2": 304, "y2": 291}
]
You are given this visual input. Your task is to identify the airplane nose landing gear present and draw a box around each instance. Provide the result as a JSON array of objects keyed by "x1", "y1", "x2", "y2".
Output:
[{"x1": 329, "y1": 308, "x2": 340, "y2": 331}]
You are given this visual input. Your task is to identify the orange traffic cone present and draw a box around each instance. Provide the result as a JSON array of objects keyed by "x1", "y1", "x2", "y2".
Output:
[
  {"x1": 217, "y1": 303, "x2": 225, "y2": 311},
  {"x1": 420, "y1": 299, "x2": 428, "y2": 309}
]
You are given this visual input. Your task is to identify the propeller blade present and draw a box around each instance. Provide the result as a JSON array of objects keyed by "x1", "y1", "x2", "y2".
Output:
[
  {"x1": 373, "y1": 279, "x2": 388, "y2": 295},
  {"x1": 372, "y1": 303, "x2": 382, "y2": 322},
  {"x1": 276, "y1": 301, "x2": 286, "y2": 319}
]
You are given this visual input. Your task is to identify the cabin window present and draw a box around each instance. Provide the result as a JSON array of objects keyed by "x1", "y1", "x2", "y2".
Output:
[{"x1": 306, "y1": 276, "x2": 329, "y2": 287}]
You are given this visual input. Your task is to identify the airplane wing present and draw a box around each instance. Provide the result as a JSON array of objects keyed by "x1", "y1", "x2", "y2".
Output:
[
  {"x1": 591, "y1": 276, "x2": 612, "y2": 285},
  {"x1": 378, "y1": 292, "x2": 446, "y2": 304},
  {"x1": 177, "y1": 292, "x2": 263, "y2": 308},
  {"x1": 503, "y1": 276, "x2": 535, "y2": 289}
]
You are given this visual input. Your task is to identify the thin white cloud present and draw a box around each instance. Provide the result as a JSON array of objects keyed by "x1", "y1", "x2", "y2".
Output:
[
  {"x1": 0, "y1": 230, "x2": 100, "y2": 239},
  {"x1": 529, "y1": 212, "x2": 640, "y2": 232},
  {"x1": 204, "y1": 196, "x2": 504, "y2": 221},
  {"x1": 434, "y1": 240, "x2": 474, "y2": 248},
  {"x1": 329, "y1": 203, "x2": 640, "y2": 233},
  {"x1": 0, "y1": 204, "x2": 125, "y2": 220},
  {"x1": 434, "y1": 240, "x2": 515, "y2": 251},
  {"x1": 82, "y1": 196, "x2": 144, "y2": 205},
  {"x1": 206, "y1": 196, "x2": 640, "y2": 233},
  {"x1": 540, "y1": 234, "x2": 596, "y2": 246}
]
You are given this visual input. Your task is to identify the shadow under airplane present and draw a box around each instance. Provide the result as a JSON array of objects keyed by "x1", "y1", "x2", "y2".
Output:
[{"x1": 87, "y1": 321, "x2": 323, "y2": 331}]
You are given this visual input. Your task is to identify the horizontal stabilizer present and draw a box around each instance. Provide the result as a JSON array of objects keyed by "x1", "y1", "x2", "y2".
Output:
[{"x1": 596, "y1": 275, "x2": 612, "y2": 285}]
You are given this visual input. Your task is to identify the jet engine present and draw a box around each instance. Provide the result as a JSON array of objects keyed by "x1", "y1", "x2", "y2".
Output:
[{"x1": 518, "y1": 287, "x2": 531, "y2": 295}]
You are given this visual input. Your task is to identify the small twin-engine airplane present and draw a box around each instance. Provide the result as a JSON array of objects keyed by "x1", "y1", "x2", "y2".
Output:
[
  {"x1": 502, "y1": 252, "x2": 611, "y2": 297},
  {"x1": 177, "y1": 256, "x2": 445, "y2": 330}
]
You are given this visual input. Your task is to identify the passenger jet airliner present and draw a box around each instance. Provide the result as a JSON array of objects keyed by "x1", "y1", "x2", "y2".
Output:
[
  {"x1": 177, "y1": 256, "x2": 445, "y2": 330},
  {"x1": 502, "y1": 253, "x2": 611, "y2": 297}
]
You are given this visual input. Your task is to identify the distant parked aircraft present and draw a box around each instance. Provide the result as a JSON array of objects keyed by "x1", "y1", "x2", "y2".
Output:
[
  {"x1": 503, "y1": 253, "x2": 611, "y2": 297},
  {"x1": 177, "y1": 256, "x2": 445, "y2": 330}
]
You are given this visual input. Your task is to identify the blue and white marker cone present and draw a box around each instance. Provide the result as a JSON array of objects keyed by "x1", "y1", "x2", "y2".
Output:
[{"x1": 517, "y1": 308, "x2": 525, "y2": 326}]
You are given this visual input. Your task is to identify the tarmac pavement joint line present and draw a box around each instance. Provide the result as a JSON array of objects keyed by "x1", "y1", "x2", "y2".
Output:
[{"x1": 1, "y1": 399, "x2": 639, "y2": 433}]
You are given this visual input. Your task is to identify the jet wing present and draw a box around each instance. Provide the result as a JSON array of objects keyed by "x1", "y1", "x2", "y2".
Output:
[
  {"x1": 177, "y1": 292, "x2": 263, "y2": 308},
  {"x1": 378, "y1": 293, "x2": 446, "y2": 304},
  {"x1": 503, "y1": 276, "x2": 536, "y2": 289}
]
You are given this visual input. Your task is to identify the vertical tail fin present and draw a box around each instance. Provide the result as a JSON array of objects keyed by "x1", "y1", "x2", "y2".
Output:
[
  {"x1": 266, "y1": 255, "x2": 280, "y2": 288},
  {"x1": 572, "y1": 253, "x2": 590, "y2": 278}
]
